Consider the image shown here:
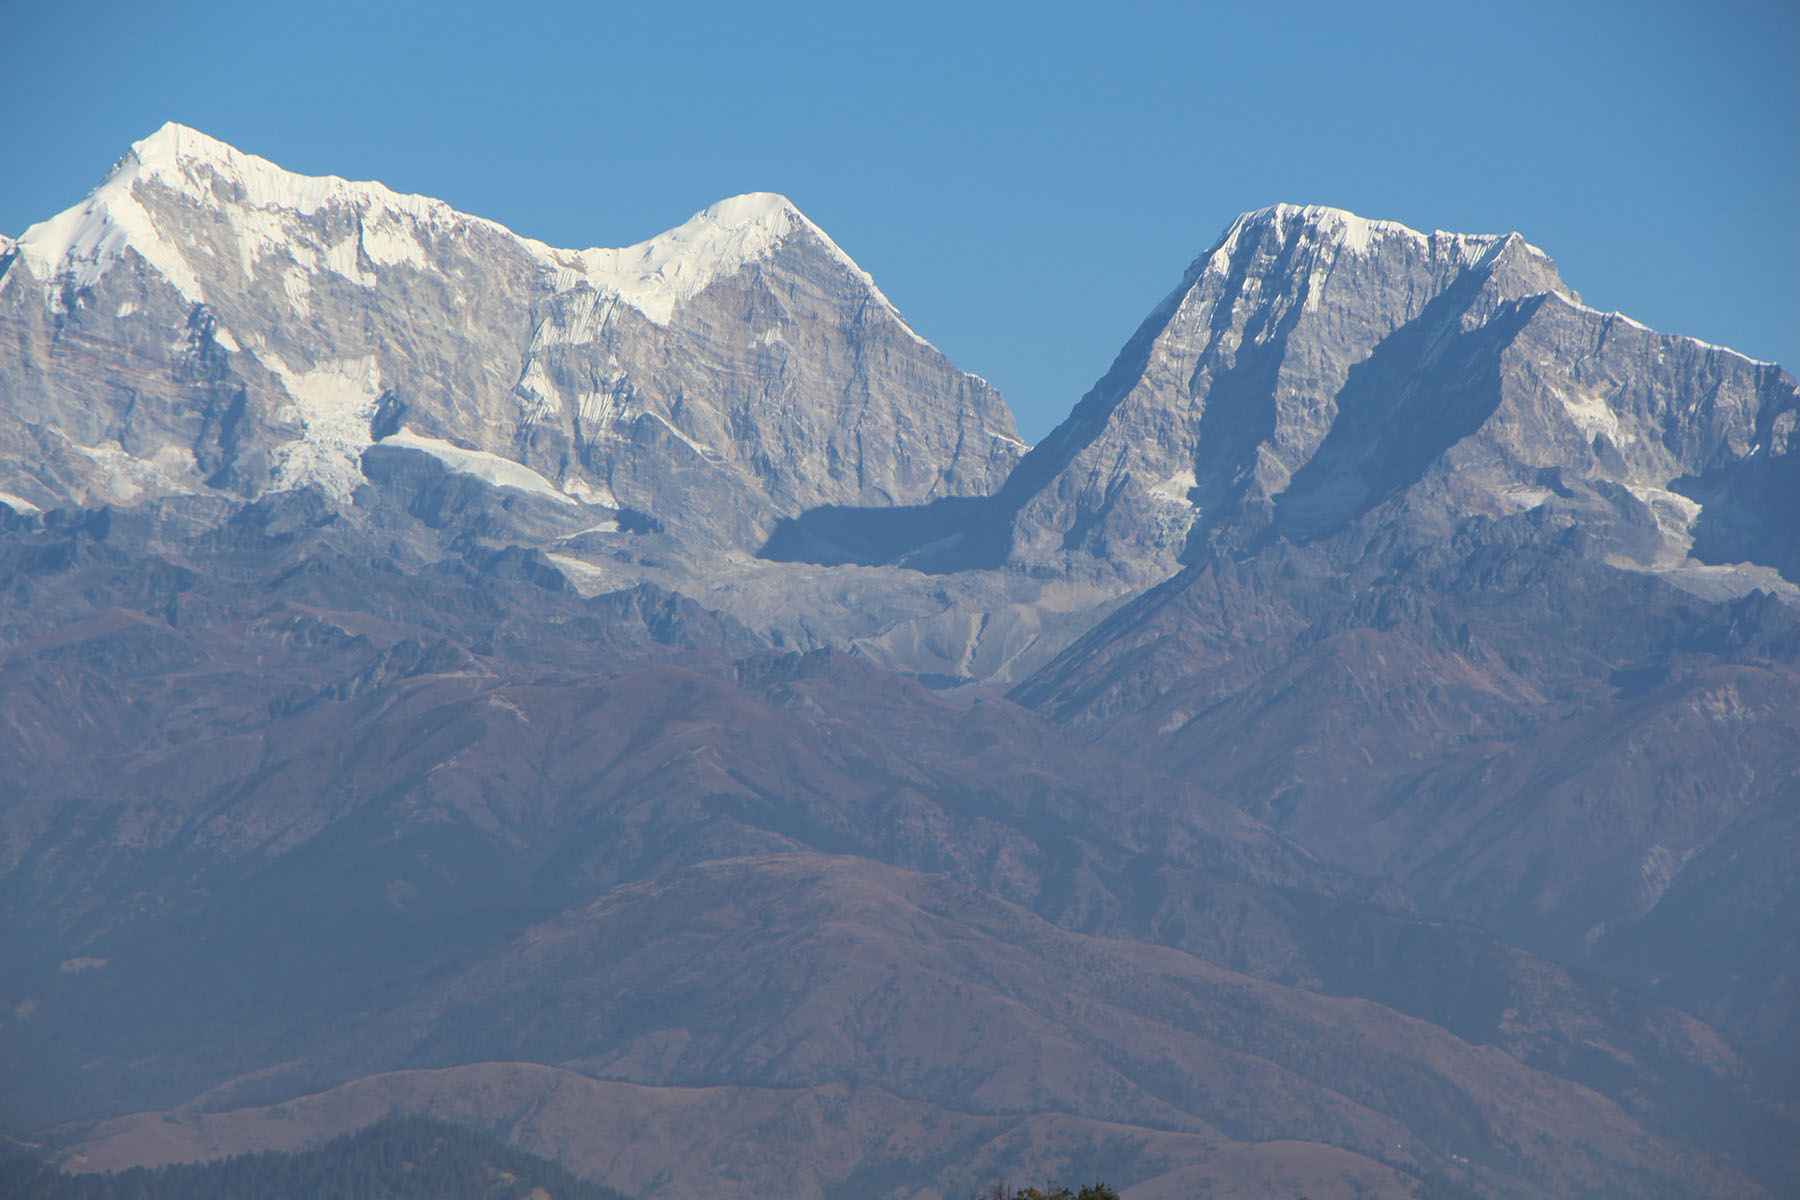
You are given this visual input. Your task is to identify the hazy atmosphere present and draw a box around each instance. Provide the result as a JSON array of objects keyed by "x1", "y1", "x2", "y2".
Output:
[{"x1": 5, "y1": 3, "x2": 1798, "y2": 1198}]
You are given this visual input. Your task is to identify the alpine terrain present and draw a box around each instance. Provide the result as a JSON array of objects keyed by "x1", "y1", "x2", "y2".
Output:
[{"x1": 1, "y1": 125, "x2": 1795, "y2": 1199}]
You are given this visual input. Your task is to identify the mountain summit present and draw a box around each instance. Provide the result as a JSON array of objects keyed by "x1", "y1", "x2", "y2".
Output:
[
  {"x1": 1031, "y1": 200, "x2": 1783, "y2": 568},
  {"x1": 13, "y1": 124, "x2": 890, "y2": 332},
  {"x1": 791, "y1": 201, "x2": 1791, "y2": 591},
  {"x1": 1, "y1": 124, "x2": 1023, "y2": 545}
]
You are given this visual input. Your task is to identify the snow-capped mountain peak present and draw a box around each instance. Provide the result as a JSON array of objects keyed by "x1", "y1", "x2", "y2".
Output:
[
  {"x1": 0, "y1": 127, "x2": 1019, "y2": 537},
  {"x1": 550, "y1": 192, "x2": 809, "y2": 324},
  {"x1": 991, "y1": 201, "x2": 1793, "y2": 588},
  {"x1": 540, "y1": 190, "x2": 914, "y2": 333},
  {"x1": 12, "y1": 121, "x2": 468, "y2": 305},
  {"x1": 1239, "y1": 203, "x2": 1431, "y2": 254},
  {"x1": 1201, "y1": 202, "x2": 1564, "y2": 284},
  {"x1": 10, "y1": 124, "x2": 911, "y2": 335},
  {"x1": 121, "y1": 121, "x2": 449, "y2": 219},
  {"x1": 15, "y1": 123, "x2": 219, "y2": 302}
]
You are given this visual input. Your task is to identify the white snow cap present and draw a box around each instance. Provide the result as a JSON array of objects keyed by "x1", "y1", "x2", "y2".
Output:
[
  {"x1": 1216, "y1": 202, "x2": 1555, "y2": 265},
  {"x1": 1246, "y1": 203, "x2": 1433, "y2": 255},
  {"x1": 540, "y1": 190, "x2": 909, "y2": 328},
  {"x1": 11, "y1": 122, "x2": 916, "y2": 333},
  {"x1": 112, "y1": 121, "x2": 454, "y2": 219},
  {"x1": 1184, "y1": 202, "x2": 1577, "y2": 312},
  {"x1": 12, "y1": 122, "x2": 464, "y2": 303},
  {"x1": 16, "y1": 123, "x2": 214, "y2": 300}
]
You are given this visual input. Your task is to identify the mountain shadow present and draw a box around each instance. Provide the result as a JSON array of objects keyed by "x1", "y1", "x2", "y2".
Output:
[
  {"x1": 1251, "y1": 286, "x2": 1546, "y2": 552},
  {"x1": 757, "y1": 493, "x2": 1008, "y2": 572}
]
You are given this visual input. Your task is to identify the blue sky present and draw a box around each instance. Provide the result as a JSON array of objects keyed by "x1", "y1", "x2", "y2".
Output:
[{"x1": 5, "y1": 0, "x2": 1795, "y2": 440}]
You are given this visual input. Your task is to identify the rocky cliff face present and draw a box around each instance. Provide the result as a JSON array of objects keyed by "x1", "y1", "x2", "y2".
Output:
[{"x1": 981, "y1": 203, "x2": 1798, "y2": 586}]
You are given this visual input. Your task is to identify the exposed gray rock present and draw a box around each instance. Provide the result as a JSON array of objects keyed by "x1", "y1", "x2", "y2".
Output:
[
  {"x1": 975, "y1": 204, "x2": 1798, "y2": 591},
  {"x1": 0, "y1": 124, "x2": 1023, "y2": 554}
]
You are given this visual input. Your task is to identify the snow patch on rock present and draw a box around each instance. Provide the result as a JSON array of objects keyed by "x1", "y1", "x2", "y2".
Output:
[
  {"x1": 257, "y1": 351, "x2": 384, "y2": 501},
  {"x1": 560, "y1": 477, "x2": 621, "y2": 509},
  {"x1": 381, "y1": 428, "x2": 578, "y2": 506},
  {"x1": 1559, "y1": 386, "x2": 1622, "y2": 443},
  {"x1": 1150, "y1": 467, "x2": 1198, "y2": 506},
  {"x1": 544, "y1": 552, "x2": 614, "y2": 595},
  {"x1": 70, "y1": 440, "x2": 199, "y2": 504},
  {"x1": 1625, "y1": 482, "x2": 1703, "y2": 562},
  {"x1": 646, "y1": 410, "x2": 723, "y2": 462}
]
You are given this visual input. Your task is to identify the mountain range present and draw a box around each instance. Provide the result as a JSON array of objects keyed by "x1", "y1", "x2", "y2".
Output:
[{"x1": 2, "y1": 124, "x2": 1796, "y2": 1199}]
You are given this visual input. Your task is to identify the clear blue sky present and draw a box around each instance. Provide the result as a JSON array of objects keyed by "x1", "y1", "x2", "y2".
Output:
[{"x1": 5, "y1": 0, "x2": 1795, "y2": 440}]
